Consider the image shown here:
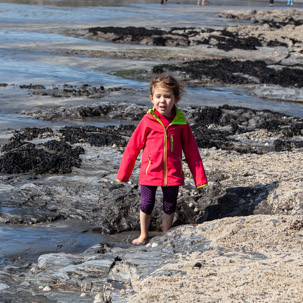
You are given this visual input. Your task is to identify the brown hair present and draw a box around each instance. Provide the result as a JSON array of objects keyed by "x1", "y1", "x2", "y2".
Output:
[{"x1": 149, "y1": 73, "x2": 185, "y2": 103}]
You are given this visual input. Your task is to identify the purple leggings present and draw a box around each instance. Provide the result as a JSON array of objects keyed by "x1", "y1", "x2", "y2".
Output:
[{"x1": 140, "y1": 185, "x2": 179, "y2": 215}]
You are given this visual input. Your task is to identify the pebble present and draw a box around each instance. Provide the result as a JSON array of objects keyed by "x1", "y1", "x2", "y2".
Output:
[
  {"x1": 94, "y1": 293, "x2": 103, "y2": 303},
  {"x1": 151, "y1": 242, "x2": 158, "y2": 248},
  {"x1": 42, "y1": 285, "x2": 52, "y2": 292},
  {"x1": 0, "y1": 283, "x2": 9, "y2": 291},
  {"x1": 81, "y1": 281, "x2": 92, "y2": 292}
]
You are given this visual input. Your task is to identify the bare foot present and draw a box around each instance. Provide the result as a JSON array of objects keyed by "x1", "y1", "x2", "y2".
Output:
[{"x1": 132, "y1": 235, "x2": 148, "y2": 246}]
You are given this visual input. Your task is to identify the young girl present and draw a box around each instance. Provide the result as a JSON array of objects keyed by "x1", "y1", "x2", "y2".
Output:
[{"x1": 116, "y1": 74, "x2": 207, "y2": 245}]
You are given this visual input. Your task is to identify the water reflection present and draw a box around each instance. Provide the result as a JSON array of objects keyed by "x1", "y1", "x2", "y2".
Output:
[{"x1": 0, "y1": 224, "x2": 104, "y2": 260}]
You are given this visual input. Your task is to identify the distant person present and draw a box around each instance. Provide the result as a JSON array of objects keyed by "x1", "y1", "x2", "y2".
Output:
[
  {"x1": 116, "y1": 74, "x2": 208, "y2": 245},
  {"x1": 161, "y1": 0, "x2": 167, "y2": 4},
  {"x1": 269, "y1": 0, "x2": 274, "y2": 6},
  {"x1": 197, "y1": 0, "x2": 206, "y2": 5},
  {"x1": 287, "y1": 0, "x2": 294, "y2": 7}
]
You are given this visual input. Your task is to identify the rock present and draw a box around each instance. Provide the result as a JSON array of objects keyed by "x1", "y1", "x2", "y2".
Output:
[
  {"x1": 94, "y1": 293, "x2": 103, "y2": 303},
  {"x1": 0, "y1": 283, "x2": 9, "y2": 291},
  {"x1": 94, "y1": 290, "x2": 112, "y2": 303},
  {"x1": 37, "y1": 253, "x2": 84, "y2": 269},
  {"x1": 152, "y1": 58, "x2": 303, "y2": 88},
  {"x1": 81, "y1": 281, "x2": 92, "y2": 293},
  {"x1": 14, "y1": 215, "x2": 303, "y2": 302}
]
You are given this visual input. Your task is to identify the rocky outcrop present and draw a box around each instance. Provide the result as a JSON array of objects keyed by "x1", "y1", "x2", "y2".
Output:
[
  {"x1": 81, "y1": 10, "x2": 303, "y2": 54},
  {"x1": 152, "y1": 58, "x2": 303, "y2": 88},
  {"x1": 18, "y1": 83, "x2": 130, "y2": 99},
  {"x1": 84, "y1": 9, "x2": 303, "y2": 51},
  {"x1": 21, "y1": 103, "x2": 303, "y2": 153},
  {"x1": 1, "y1": 104, "x2": 302, "y2": 231},
  {"x1": 2, "y1": 215, "x2": 303, "y2": 302}
]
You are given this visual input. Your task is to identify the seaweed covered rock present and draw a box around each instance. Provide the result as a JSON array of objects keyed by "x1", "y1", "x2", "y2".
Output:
[
  {"x1": 152, "y1": 58, "x2": 303, "y2": 88},
  {"x1": 0, "y1": 142, "x2": 84, "y2": 174},
  {"x1": 0, "y1": 128, "x2": 86, "y2": 174},
  {"x1": 0, "y1": 125, "x2": 131, "y2": 175},
  {"x1": 84, "y1": 26, "x2": 283, "y2": 51},
  {"x1": 59, "y1": 125, "x2": 128, "y2": 147},
  {"x1": 186, "y1": 105, "x2": 303, "y2": 154},
  {"x1": 2, "y1": 127, "x2": 54, "y2": 152},
  {"x1": 24, "y1": 103, "x2": 148, "y2": 122},
  {"x1": 87, "y1": 26, "x2": 189, "y2": 47}
]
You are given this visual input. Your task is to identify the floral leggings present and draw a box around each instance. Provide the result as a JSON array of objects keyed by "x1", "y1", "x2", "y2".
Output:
[{"x1": 140, "y1": 185, "x2": 179, "y2": 215}]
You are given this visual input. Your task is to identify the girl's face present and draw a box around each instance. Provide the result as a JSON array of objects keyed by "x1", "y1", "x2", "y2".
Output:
[{"x1": 150, "y1": 85, "x2": 176, "y2": 117}]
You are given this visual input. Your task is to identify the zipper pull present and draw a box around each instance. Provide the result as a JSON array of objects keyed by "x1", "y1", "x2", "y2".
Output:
[
  {"x1": 170, "y1": 135, "x2": 174, "y2": 152},
  {"x1": 146, "y1": 156, "x2": 151, "y2": 175}
]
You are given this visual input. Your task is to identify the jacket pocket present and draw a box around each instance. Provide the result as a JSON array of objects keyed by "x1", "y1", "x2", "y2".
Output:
[{"x1": 146, "y1": 156, "x2": 152, "y2": 175}]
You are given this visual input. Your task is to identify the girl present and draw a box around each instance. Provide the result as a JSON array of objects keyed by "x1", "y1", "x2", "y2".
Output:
[{"x1": 116, "y1": 74, "x2": 207, "y2": 245}]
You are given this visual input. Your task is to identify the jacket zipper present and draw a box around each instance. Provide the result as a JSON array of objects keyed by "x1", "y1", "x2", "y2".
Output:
[
  {"x1": 146, "y1": 156, "x2": 151, "y2": 175},
  {"x1": 164, "y1": 131, "x2": 168, "y2": 186},
  {"x1": 170, "y1": 135, "x2": 174, "y2": 152},
  {"x1": 164, "y1": 124, "x2": 174, "y2": 186}
]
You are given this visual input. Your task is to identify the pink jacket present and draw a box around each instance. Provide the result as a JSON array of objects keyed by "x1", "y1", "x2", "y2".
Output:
[{"x1": 116, "y1": 107, "x2": 207, "y2": 188}]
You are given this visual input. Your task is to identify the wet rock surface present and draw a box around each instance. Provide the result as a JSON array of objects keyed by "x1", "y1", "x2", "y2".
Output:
[
  {"x1": 23, "y1": 103, "x2": 149, "y2": 122},
  {"x1": 1, "y1": 104, "x2": 302, "y2": 228},
  {"x1": 19, "y1": 83, "x2": 131, "y2": 99},
  {"x1": 2, "y1": 215, "x2": 303, "y2": 302},
  {"x1": 22, "y1": 103, "x2": 303, "y2": 154}
]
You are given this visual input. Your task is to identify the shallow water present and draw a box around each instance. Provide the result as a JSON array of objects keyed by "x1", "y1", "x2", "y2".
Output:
[
  {"x1": 1, "y1": 1, "x2": 302, "y2": 117},
  {"x1": 186, "y1": 86, "x2": 303, "y2": 118},
  {"x1": 0, "y1": 1, "x2": 302, "y2": 118},
  {"x1": 0, "y1": 223, "x2": 104, "y2": 260}
]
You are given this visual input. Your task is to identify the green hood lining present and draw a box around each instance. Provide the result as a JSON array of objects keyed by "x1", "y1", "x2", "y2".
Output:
[{"x1": 147, "y1": 106, "x2": 187, "y2": 126}]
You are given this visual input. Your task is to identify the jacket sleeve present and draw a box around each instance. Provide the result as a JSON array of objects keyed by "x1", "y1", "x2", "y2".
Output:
[
  {"x1": 116, "y1": 118, "x2": 149, "y2": 183},
  {"x1": 181, "y1": 123, "x2": 207, "y2": 188}
]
